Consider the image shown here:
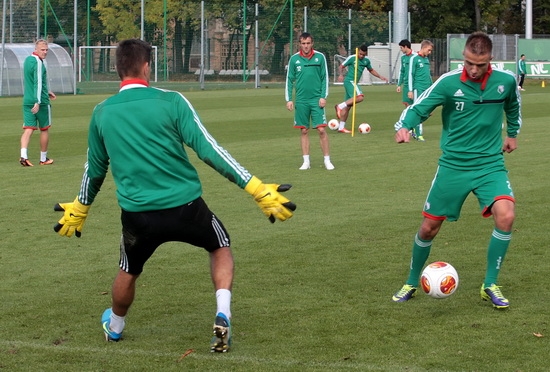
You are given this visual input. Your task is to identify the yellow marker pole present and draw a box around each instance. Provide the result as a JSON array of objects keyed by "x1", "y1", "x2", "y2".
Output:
[{"x1": 351, "y1": 47, "x2": 359, "y2": 137}]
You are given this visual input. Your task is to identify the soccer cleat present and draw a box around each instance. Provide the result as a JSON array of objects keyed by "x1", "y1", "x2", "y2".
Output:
[
  {"x1": 334, "y1": 104, "x2": 343, "y2": 120},
  {"x1": 392, "y1": 284, "x2": 417, "y2": 302},
  {"x1": 481, "y1": 284, "x2": 510, "y2": 309},
  {"x1": 324, "y1": 160, "x2": 335, "y2": 170},
  {"x1": 299, "y1": 162, "x2": 310, "y2": 170},
  {"x1": 416, "y1": 136, "x2": 425, "y2": 142},
  {"x1": 40, "y1": 158, "x2": 54, "y2": 165},
  {"x1": 338, "y1": 128, "x2": 351, "y2": 134},
  {"x1": 20, "y1": 157, "x2": 34, "y2": 167},
  {"x1": 410, "y1": 130, "x2": 417, "y2": 140},
  {"x1": 101, "y1": 308, "x2": 122, "y2": 342},
  {"x1": 211, "y1": 312, "x2": 232, "y2": 353}
]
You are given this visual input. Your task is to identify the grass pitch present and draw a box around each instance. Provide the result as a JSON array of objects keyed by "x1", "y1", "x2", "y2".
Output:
[{"x1": 0, "y1": 81, "x2": 548, "y2": 371}]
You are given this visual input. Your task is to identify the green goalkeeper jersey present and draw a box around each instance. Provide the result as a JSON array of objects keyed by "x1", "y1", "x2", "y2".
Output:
[
  {"x1": 341, "y1": 54, "x2": 373, "y2": 82},
  {"x1": 23, "y1": 54, "x2": 50, "y2": 106},
  {"x1": 285, "y1": 50, "x2": 328, "y2": 103},
  {"x1": 79, "y1": 81, "x2": 252, "y2": 212},
  {"x1": 395, "y1": 67, "x2": 522, "y2": 170}
]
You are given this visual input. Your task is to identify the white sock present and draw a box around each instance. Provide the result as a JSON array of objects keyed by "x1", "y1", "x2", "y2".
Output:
[
  {"x1": 21, "y1": 148, "x2": 28, "y2": 159},
  {"x1": 110, "y1": 311, "x2": 126, "y2": 334},
  {"x1": 338, "y1": 102, "x2": 347, "y2": 109},
  {"x1": 339, "y1": 121, "x2": 346, "y2": 130},
  {"x1": 40, "y1": 151, "x2": 48, "y2": 162},
  {"x1": 324, "y1": 155, "x2": 331, "y2": 163},
  {"x1": 302, "y1": 155, "x2": 310, "y2": 163},
  {"x1": 216, "y1": 289, "x2": 232, "y2": 319}
]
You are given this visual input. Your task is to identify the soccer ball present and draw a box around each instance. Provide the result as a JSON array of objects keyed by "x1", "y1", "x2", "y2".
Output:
[
  {"x1": 328, "y1": 119, "x2": 339, "y2": 131},
  {"x1": 420, "y1": 261, "x2": 459, "y2": 298},
  {"x1": 358, "y1": 123, "x2": 371, "y2": 134}
]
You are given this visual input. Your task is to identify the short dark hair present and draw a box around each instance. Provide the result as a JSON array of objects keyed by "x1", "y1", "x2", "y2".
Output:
[
  {"x1": 521, "y1": 54, "x2": 525, "y2": 57},
  {"x1": 115, "y1": 39, "x2": 152, "y2": 80},
  {"x1": 359, "y1": 44, "x2": 368, "y2": 52},
  {"x1": 398, "y1": 39, "x2": 411, "y2": 48},
  {"x1": 465, "y1": 32, "x2": 492, "y2": 56},
  {"x1": 299, "y1": 32, "x2": 312, "y2": 42}
]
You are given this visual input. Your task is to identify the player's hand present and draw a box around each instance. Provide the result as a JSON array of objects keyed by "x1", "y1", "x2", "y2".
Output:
[
  {"x1": 395, "y1": 128, "x2": 411, "y2": 143},
  {"x1": 53, "y1": 198, "x2": 91, "y2": 237},
  {"x1": 244, "y1": 176, "x2": 296, "y2": 223}
]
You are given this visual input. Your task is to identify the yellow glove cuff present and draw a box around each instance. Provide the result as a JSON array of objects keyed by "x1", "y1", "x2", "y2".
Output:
[
  {"x1": 244, "y1": 176, "x2": 263, "y2": 196},
  {"x1": 73, "y1": 198, "x2": 91, "y2": 214}
]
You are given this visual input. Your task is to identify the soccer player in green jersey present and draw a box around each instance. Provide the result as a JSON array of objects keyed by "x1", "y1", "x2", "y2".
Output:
[
  {"x1": 392, "y1": 32, "x2": 521, "y2": 309},
  {"x1": 334, "y1": 45, "x2": 388, "y2": 133},
  {"x1": 285, "y1": 32, "x2": 334, "y2": 170},
  {"x1": 517, "y1": 54, "x2": 526, "y2": 91},
  {"x1": 20, "y1": 39, "x2": 56, "y2": 167},
  {"x1": 407, "y1": 40, "x2": 433, "y2": 141},
  {"x1": 53, "y1": 39, "x2": 296, "y2": 352},
  {"x1": 396, "y1": 39, "x2": 414, "y2": 107}
]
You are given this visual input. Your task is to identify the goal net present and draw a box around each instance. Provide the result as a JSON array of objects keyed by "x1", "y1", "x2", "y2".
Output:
[
  {"x1": 333, "y1": 54, "x2": 373, "y2": 85},
  {"x1": 78, "y1": 46, "x2": 158, "y2": 82}
]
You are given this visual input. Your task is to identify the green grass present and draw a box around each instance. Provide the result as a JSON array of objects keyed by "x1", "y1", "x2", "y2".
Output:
[{"x1": 0, "y1": 82, "x2": 548, "y2": 371}]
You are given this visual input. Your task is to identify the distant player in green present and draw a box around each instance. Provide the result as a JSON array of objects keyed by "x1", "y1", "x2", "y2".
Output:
[
  {"x1": 407, "y1": 40, "x2": 433, "y2": 141},
  {"x1": 53, "y1": 39, "x2": 296, "y2": 352},
  {"x1": 285, "y1": 32, "x2": 334, "y2": 170},
  {"x1": 335, "y1": 45, "x2": 388, "y2": 133},
  {"x1": 392, "y1": 32, "x2": 521, "y2": 309},
  {"x1": 20, "y1": 39, "x2": 56, "y2": 166},
  {"x1": 396, "y1": 39, "x2": 414, "y2": 106},
  {"x1": 517, "y1": 54, "x2": 526, "y2": 91}
]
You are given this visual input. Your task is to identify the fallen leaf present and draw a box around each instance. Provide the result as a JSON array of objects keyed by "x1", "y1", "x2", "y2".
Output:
[{"x1": 178, "y1": 349, "x2": 195, "y2": 362}]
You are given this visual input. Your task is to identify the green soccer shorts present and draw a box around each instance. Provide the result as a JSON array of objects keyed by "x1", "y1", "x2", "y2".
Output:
[
  {"x1": 293, "y1": 100, "x2": 327, "y2": 129},
  {"x1": 344, "y1": 80, "x2": 364, "y2": 101},
  {"x1": 422, "y1": 165, "x2": 515, "y2": 222},
  {"x1": 22, "y1": 104, "x2": 52, "y2": 130}
]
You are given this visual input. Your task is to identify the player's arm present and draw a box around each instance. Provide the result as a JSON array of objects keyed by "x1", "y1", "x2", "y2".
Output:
[
  {"x1": 175, "y1": 96, "x2": 296, "y2": 223},
  {"x1": 54, "y1": 113, "x2": 108, "y2": 237},
  {"x1": 504, "y1": 80, "x2": 522, "y2": 142},
  {"x1": 369, "y1": 68, "x2": 388, "y2": 82}
]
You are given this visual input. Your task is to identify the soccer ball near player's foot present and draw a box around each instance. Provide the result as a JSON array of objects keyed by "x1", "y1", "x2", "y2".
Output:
[
  {"x1": 328, "y1": 119, "x2": 339, "y2": 131},
  {"x1": 358, "y1": 123, "x2": 371, "y2": 134},
  {"x1": 421, "y1": 261, "x2": 459, "y2": 298}
]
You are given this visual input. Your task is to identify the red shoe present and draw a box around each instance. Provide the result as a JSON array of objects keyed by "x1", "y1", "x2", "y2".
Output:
[
  {"x1": 40, "y1": 158, "x2": 54, "y2": 165},
  {"x1": 338, "y1": 128, "x2": 351, "y2": 134},
  {"x1": 335, "y1": 104, "x2": 342, "y2": 120},
  {"x1": 20, "y1": 157, "x2": 34, "y2": 167}
]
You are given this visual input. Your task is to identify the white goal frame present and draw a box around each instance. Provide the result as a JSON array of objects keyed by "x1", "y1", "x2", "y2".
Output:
[{"x1": 78, "y1": 46, "x2": 158, "y2": 82}]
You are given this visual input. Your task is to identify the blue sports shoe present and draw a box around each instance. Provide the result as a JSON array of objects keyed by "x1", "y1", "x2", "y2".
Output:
[
  {"x1": 210, "y1": 312, "x2": 232, "y2": 352},
  {"x1": 392, "y1": 284, "x2": 417, "y2": 302},
  {"x1": 481, "y1": 284, "x2": 510, "y2": 309},
  {"x1": 101, "y1": 308, "x2": 122, "y2": 342}
]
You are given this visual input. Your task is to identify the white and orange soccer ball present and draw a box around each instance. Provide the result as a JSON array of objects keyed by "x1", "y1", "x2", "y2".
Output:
[
  {"x1": 421, "y1": 261, "x2": 459, "y2": 298},
  {"x1": 358, "y1": 123, "x2": 371, "y2": 134},
  {"x1": 328, "y1": 119, "x2": 339, "y2": 131}
]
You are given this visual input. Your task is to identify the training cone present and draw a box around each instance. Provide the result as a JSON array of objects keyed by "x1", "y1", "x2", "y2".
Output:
[{"x1": 542, "y1": 81, "x2": 546, "y2": 88}]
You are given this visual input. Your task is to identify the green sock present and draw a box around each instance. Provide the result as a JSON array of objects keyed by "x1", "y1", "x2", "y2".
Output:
[
  {"x1": 406, "y1": 233, "x2": 433, "y2": 286},
  {"x1": 484, "y1": 228, "x2": 511, "y2": 287}
]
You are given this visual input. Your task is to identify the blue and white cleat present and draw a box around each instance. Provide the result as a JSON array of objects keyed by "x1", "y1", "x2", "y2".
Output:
[
  {"x1": 101, "y1": 308, "x2": 122, "y2": 342},
  {"x1": 210, "y1": 312, "x2": 232, "y2": 352}
]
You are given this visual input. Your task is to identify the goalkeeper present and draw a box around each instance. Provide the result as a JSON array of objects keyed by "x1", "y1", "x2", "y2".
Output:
[{"x1": 53, "y1": 39, "x2": 295, "y2": 353}]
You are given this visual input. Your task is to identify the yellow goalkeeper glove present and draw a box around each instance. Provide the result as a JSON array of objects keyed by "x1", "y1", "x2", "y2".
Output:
[
  {"x1": 53, "y1": 198, "x2": 91, "y2": 238},
  {"x1": 245, "y1": 176, "x2": 296, "y2": 223}
]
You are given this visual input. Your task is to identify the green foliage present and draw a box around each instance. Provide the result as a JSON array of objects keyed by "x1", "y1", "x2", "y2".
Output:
[{"x1": 0, "y1": 81, "x2": 548, "y2": 370}]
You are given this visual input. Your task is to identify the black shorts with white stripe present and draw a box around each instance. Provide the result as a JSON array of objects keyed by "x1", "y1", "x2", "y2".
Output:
[{"x1": 119, "y1": 197, "x2": 230, "y2": 275}]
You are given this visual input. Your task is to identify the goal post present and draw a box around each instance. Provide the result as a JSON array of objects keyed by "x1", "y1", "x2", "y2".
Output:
[{"x1": 78, "y1": 46, "x2": 158, "y2": 82}]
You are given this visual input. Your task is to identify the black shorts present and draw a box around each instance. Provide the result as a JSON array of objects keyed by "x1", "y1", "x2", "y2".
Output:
[{"x1": 119, "y1": 197, "x2": 230, "y2": 275}]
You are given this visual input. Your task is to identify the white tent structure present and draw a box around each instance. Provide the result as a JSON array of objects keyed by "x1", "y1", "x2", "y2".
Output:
[{"x1": 0, "y1": 43, "x2": 74, "y2": 96}]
